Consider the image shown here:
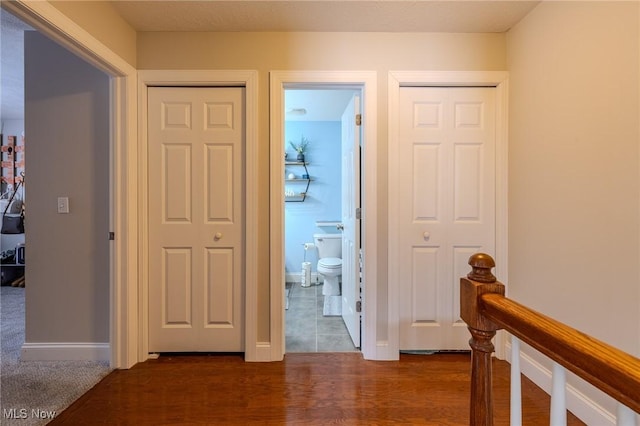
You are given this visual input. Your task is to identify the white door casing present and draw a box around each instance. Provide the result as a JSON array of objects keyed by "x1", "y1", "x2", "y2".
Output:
[
  {"x1": 270, "y1": 71, "x2": 378, "y2": 360},
  {"x1": 139, "y1": 70, "x2": 258, "y2": 363},
  {"x1": 148, "y1": 86, "x2": 244, "y2": 352},
  {"x1": 341, "y1": 95, "x2": 361, "y2": 348},
  {"x1": 388, "y1": 71, "x2": 508, "y2": 358}
]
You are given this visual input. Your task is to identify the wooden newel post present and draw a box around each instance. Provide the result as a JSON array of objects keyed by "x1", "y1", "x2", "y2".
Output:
[{"x1": 460, "y1": 253, "x2": 505, "y2": 426}]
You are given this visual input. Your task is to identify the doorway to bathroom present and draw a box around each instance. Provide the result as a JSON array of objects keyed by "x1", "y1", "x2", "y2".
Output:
[
  {"x1": 283, "y1": 86, "x2": 362, "y2": 353},
  {"x1": 270, "y1": 70, "x2": 377, "y2": 361}
]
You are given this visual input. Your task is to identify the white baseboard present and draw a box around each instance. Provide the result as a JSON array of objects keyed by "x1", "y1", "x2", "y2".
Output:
[
  {"x1": 21, "y1": 342, "x2": 110, "y2": 362},
  {"x1": 285, "y1": 271, "x2": 322, "y2": 284},
  {"x1": 505, "y1": 342, "x2": 617, "y2": 426}
]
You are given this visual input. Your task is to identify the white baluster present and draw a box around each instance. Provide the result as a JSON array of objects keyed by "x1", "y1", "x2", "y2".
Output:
[
  {"x1": 616, "y1": 403, "x2": 637, "y2": 426},
  {"x1": 550, "y1": 362, "x2": 567, "y2": 426},
  {"x1": 510, "y1": 336, "x2": 522, "y2": 426}
]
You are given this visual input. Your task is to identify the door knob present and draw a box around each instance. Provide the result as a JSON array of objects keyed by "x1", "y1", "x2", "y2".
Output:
[
  {"x1": 337, "y1": 223, "x2": 344, "y2": 231},
  {"x1": 214, "y1": 232, "x2": 223, "y2": 240},
  {"x1": 423, "y1": 231, "x2": 430, "y2": 240}
]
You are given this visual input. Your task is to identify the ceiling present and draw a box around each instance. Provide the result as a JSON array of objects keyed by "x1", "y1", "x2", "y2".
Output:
[
  {"x1": 1, "y1": 1, "x2": 540, "y2": 121},
  {"x1": 109, "y1": 1, "x2": 540, "y2": 33}
]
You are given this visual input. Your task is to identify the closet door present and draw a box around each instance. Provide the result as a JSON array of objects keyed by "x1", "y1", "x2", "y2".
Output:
[
  {"x1": 148, "y1": 86, "x2": 245, "y2": 352},
  {"x1": 397, "y1": 87, "x2": 496, "y2": 350}
]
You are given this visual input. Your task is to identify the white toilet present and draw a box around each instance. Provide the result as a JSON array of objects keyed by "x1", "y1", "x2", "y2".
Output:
[{"x1": 313, "y1": 233, "x2": 342, "y2": 315}]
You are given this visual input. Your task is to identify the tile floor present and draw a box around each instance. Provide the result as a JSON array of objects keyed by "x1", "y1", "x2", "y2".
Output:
[{"x1": 285, "y1": 282, "x2": 358, "y2": 353}]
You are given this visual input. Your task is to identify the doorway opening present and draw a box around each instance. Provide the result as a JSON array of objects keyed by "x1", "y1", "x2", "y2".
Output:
[
  {"x1": 2, "y1": 0, "x2": 142, "y2": 368},
  {"x1": 1, "y1": 8, "x2": 112, "y2": 364},
  {"x1": 283, "y1": 86, "x2": 362, "y2": 353},
  {"x1": 270, "y1": 71, "x2": 377, "y2": 361}
]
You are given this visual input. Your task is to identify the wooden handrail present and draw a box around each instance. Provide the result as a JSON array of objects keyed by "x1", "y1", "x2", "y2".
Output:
[
  {"x1": 481, "y1": 293, "x2": 640, "y2": 414},
  {"x1": 460, "y1": 253, "x2": 640, "y2": 426}
]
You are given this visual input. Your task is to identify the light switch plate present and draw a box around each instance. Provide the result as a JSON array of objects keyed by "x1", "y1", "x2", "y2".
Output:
[{"x1": 57, "y1": 197, "x2": 69, "y2": 214}]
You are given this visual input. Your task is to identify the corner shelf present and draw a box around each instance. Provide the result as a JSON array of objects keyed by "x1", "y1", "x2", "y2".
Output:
[{"x1": 285, "y1": 161, "x2": 311, "y2": 202}]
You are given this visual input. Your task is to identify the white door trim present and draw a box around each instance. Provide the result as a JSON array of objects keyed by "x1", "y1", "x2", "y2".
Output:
[
  {"x1": 4, "y1": 0, "x2": 138, "y2": 368},
  {"x1": 388, "y1": 71, "x2": 509, "y2": 359},
  {"x1": 270, "y1": 71, "x2": 379, "y2": 360},
  {"x1": 137, "y1": 70, "x2": 260, "y2": 361}
]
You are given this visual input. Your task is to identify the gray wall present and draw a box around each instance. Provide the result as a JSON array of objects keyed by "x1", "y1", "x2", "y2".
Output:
[{"x1": 24, "y1": 32, "x2": 110, "y2": 344}]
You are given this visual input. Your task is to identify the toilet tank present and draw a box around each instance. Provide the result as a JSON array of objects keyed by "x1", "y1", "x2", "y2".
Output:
[{"x1": 313, "y1": 233, "x2": 342, "y2": 259}]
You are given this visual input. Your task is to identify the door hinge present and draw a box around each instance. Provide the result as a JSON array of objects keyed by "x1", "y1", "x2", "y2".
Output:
[
  {"x1": 355, "y1": 114, "x2": 362, "y2": 126},
  {"x1": 355, "y1": 207, "x2": 362, "y2": 219},
  {"x1": 108, "y1": 232, "x2": 115, "y2": 241},
  {"x1": 356, "y1": 300, "x2": 362, "y2": 313}
]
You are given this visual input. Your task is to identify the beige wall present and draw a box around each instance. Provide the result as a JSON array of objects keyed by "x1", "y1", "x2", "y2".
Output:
[
  {"x1": 507, "y1": 0, "x2": 639, "y2": 414},
  {"x1": 50, "y1": 1, "x2": 137, "y2": 67},
  {"x1": 507, "y1": 0, "x2": 639, "y2": 354},
  {"x1": 38, "y1": 0, "x2": 640, "y2": 359},
  {"x1": 138, "y1": 31, "x2": 507, "y2": 342}
]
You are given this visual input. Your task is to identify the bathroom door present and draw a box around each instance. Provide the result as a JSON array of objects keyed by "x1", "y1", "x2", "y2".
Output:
[
  {"x1": 147, "y1": 86, "x2": 245, "y2": 352},
  {"x1": 397, "y1": 87, "x2": 496, "y2": 350},
  {"x1": 341, "y1": 94, "x2": 361, "y2": 348}
]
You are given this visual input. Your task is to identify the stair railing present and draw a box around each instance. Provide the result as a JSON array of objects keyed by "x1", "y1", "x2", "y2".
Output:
[{"x1": 460, "y1": 253, "x2": 640, "y2": 426}]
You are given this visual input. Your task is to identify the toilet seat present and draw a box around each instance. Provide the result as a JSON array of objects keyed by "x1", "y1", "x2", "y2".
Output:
[{"x1": 318, "y1": 257, "x2": 342, "y2": 269}]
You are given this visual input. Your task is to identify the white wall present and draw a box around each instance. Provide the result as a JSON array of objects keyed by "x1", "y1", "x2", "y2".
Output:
[
  {"x1": 24, "y1": 32, "x2": 110, "y2": 353},
  {"x1": 1, "y1": 120, "x2": 24, "y2": 141},
  {"x1": 507, "y1": 1, "x2": 639, "y2": 420}
]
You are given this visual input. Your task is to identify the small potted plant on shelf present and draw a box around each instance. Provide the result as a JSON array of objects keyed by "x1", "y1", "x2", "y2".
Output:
[{"x1": 289, "y1": 136, "x2": 310, "y2": 162}]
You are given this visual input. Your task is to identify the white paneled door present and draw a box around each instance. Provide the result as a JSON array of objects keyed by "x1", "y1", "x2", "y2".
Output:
[
  {"x1": 341, "y1": 95, "x2": 361, "y2": 348},
  {"x1": 148, "y1": 87, "x2": 245, "y2": 352},
  {"x1": 398, "y1": 87, "x2": 496, "y2": 350}
]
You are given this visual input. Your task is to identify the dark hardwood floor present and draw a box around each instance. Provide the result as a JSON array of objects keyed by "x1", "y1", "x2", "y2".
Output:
[{"x1": 50, "y1": 352, "x2": 584, "y2": 425}]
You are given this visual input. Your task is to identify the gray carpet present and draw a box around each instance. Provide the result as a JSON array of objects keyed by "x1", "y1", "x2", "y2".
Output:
[{"x1": 1, "y1": 286, "x2": 112, "y2": 425}]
